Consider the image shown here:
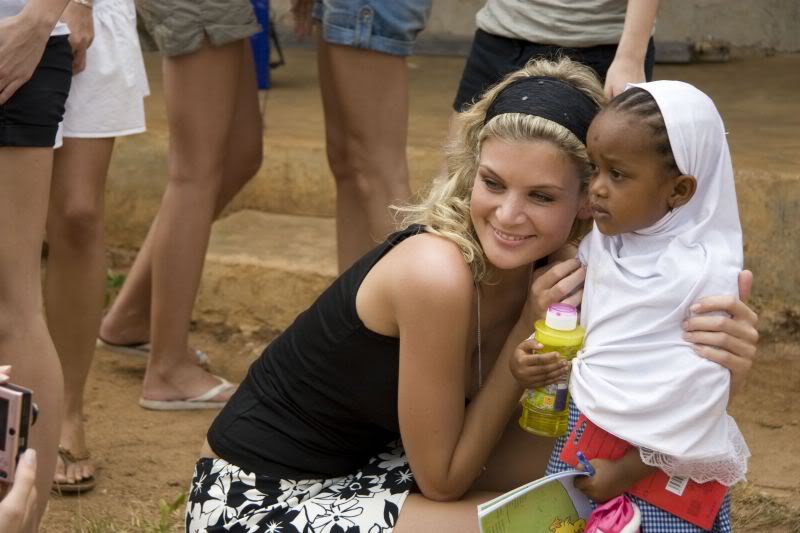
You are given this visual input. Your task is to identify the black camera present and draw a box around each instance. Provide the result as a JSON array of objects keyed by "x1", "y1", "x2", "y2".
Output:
[{"x1": 0, "y1": 383, "x2": 38, "y2": 484}]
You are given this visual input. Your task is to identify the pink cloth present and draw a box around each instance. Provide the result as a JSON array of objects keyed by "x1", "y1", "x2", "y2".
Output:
[{"x1": 585, "y1": 495, "x2": 641, "y2": 533}]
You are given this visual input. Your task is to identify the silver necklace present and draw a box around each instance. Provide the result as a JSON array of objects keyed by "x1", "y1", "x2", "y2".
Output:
[
  {"x1": 474, "y1": 264, "x2": 534, "y2": 391},
  {"x1": 475, "y1": 281, "x2": 483, "y2": 390}
]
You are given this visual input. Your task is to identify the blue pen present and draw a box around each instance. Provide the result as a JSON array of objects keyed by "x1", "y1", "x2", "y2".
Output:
[{"x1": 576, "y1": 451, "x2": 595, "y2": 477}]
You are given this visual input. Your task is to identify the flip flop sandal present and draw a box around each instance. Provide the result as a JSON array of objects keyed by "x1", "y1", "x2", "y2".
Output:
[
  {"x1": 52, "y1": 446, "x2": 96, "y2": 495},
  {"x1": 137, "y1": 376, "x2": 236, "y2": 411},
  {"x1": 96, "y1": 337, "x2": 210, "y2": 368}
]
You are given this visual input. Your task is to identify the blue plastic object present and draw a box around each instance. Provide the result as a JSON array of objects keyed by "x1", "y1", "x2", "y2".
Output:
[{"x1": 250, "y1": 0, "x2": 270, "y2": 89}]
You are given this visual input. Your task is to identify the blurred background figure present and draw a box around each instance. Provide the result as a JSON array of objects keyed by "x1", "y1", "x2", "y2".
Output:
[
  {"x1": 292, "y1": 0, "x2": 433, "y2": 272},
  {"x1": 46, "y1": 0, "x2": 149, "y2": 494},
  {"x1": 98, "y1": 0, "x2": 264, "y2": 410},
  {"x1": 449, "y1": 0, "x2": 658, "y2": 141},
  {"x1": 0, "y1": 0, "x2": 72, "y2": 526}
]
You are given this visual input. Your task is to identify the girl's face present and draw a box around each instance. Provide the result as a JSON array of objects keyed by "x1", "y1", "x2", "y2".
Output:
[
  {"x1": 470, "y1": 138, "x2": 585, "y2": 272},
  {"x1": 586, "y1": 110, "x2": 678, "y2": 236}
]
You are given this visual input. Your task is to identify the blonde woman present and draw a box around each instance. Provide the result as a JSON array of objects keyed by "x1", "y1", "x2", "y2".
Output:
[{"x1": 186, "y1": 58, "x2": 758, "y2": 532}]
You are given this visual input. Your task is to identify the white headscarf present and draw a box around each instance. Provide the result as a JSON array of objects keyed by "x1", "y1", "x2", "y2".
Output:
[{"x1": 570, "y1": 81, "x2": 750, "y2": 486}]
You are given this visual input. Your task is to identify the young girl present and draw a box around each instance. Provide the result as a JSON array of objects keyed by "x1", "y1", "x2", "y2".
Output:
[{"x1": 514, "y1": 81, "x2": 750, "y2": 531}]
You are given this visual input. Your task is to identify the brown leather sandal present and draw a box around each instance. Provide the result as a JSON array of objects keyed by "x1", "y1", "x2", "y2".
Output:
[{"x1": 52, "y1": 445, "x2": 96, "y2": 495}]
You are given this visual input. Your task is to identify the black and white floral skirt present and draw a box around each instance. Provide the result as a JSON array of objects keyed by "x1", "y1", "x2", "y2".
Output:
[{"x1": 186, "y1": 441, "x2": 415, "y2": 533}]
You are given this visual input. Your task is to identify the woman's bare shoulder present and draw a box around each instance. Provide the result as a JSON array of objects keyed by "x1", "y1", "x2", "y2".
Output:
[{"x1": 386, "y1": 232, "x2": 474, "y2": 296}]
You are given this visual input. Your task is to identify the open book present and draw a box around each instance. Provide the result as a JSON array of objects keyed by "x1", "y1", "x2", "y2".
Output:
[{"x1": 477, "y1": 470, "x2": 592, "y2": 533}]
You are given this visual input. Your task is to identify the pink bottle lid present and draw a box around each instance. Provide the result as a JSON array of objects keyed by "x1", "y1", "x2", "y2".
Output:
[{"x1": 545, "y1": 303, "x2": 578, "y2": 331}]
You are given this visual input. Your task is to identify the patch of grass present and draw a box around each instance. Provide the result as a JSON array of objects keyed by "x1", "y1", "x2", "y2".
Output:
[
  {"x1": 732, "y1": 483, "x2": 800, "y2": 533},
  {"x1": 73, "y1": 493, "x2": 186, "y2": 533},
  {"x1": 104, "y1": 271, "x2": 126, "y2": 308}
]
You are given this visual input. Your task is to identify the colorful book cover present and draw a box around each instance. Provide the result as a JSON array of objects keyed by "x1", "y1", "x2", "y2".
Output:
[
  {"x1": 560, "y1": 414, "x2": 727, "y2": 530},
  {"x1": 477, "y1": 470, "x2": 592, "y2": 533}
]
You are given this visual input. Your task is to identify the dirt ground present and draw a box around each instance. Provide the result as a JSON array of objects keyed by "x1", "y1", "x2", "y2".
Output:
[{"x1": 39, "y1": 314, "x2": 799, "y2": 532}]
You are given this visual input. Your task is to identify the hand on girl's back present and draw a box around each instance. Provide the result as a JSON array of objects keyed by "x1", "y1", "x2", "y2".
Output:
[{"x1": 509, "y1": 338, "x2": 569, "y2": 388}]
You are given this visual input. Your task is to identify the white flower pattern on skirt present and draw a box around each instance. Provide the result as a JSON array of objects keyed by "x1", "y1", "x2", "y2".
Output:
[{"x1": 186, "y1": 440, "x2": 414, "y2": 533}]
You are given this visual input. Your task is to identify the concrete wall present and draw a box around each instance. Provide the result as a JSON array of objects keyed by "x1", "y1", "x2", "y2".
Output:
[{"x1": 270, "y1": 0, "x2": 800, "y2": 54}]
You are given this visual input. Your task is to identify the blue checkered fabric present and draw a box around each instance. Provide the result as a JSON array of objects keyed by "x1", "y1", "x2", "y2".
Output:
[{"x1": 546, "y1": 401, "x2": 733, "y2": 532}]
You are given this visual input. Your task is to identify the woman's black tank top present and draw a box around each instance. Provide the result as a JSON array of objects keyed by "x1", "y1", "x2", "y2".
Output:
[{"x1": 207, "y1": 224, "x2": 426, "y2": 478}]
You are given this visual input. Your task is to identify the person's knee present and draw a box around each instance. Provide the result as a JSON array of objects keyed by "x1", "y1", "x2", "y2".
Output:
[
  {"x1": 48, "y1": 201, "x2": 103, "y2": 249},
  {"x1": 326, "y1": 140, "x2": 406, "y2": 202}
]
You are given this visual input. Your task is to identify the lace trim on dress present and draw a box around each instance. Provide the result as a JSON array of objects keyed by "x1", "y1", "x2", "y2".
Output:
[{"x1": 639, "y1": 420, "x2": 751, "y2": 486}]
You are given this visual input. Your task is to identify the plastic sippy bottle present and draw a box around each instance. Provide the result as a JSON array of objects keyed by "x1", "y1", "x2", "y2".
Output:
[{"x1": 518, "y1": 303, "x2": 585, "y2": 437}]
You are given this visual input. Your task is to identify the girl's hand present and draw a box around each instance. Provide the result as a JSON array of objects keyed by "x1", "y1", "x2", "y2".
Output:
[
  {"x1": 522, "y1": 259, "x2": 585, "y2": 327},
  {"x1": 0, "y1": 365, "x2": 10, "y2": 383},
  {"x1": 573, "y1": 458, "x2": 631, "y2": 503},
  {"x1": 61, "y1": 1, "x2": 94, "y2": 74},
  {"x1": 510, "y1": 338, "x2": 569, "y2": 388},
  {"x1": 683, "y1": 271, "x2": 759, "y2": 397}
]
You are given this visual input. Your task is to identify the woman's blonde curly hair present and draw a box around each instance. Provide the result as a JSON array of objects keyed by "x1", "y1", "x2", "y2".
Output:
[{"x1": 396, "y1": 56, "x2": 606, "y2": 282}]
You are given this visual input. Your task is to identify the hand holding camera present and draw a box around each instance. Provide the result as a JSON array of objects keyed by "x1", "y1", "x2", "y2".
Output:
[
  {"x1": 1, "y1": 365, "x2": 37, "y2": 484},
  {"x1": 0, "y1": 366, "x2": 39, "y2": 533}
]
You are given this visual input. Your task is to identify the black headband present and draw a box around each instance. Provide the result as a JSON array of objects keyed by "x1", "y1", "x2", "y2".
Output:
[{"x1": 484, "y1": 76, "x2": 600, "y2": 145}]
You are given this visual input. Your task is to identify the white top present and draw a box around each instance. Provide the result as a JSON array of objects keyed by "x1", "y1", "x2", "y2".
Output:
[
  {"x1": 476, "y1": 0, "x2": 627, "y2": 47},
  {"x1": 0, "y1": 0, "x2": 69, "y2": 35},
  {"x1": 570, "y1": 81, "x2": 750, "y2": 486},
  {"x1": 58, "y1": 0, "x2": 148, "y2": 139}
]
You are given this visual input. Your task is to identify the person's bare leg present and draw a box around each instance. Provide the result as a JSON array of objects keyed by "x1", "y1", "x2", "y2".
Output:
[
  {"x1": 99, "y1": 44, "x2": 262, "y2": 354},
  {"x1": 317, "y1": 41, "x2": 411, "y2": 271},
  {"x1": 45, "y1": 137, "x2": 114, "y2": 487},
  {"x1": 142, "y1": 40, "x2": 253, "y2": 402},
  {"x1": 393, "y1": 491, "x2": 498, "y2": 533},
  {"x1": 0, "y1": 146, "x2": 63, "y2": 529}
]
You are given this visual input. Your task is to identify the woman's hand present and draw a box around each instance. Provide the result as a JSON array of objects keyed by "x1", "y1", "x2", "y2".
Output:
[
  {"x1": 604, "y1": 55, "x2": 645, "y2": 98},
  {"x1": 61, "y1": 1, "x2": 94, "y2": 73},
  {"x1": 510, "y1": 338, "x2": 569, "y2": 389},
  {"x1": 0, "y1": 13, "x2": 52, "y2": 104},
  {"x1": 683, "y1": 271, "x2": 759, "y2": 397},
  {"x1": 289, "y1": 0, "x2": 314, "y2": 39},
  {"x1": 521, "y1": 259, "x2": 585, "y2": 328}
]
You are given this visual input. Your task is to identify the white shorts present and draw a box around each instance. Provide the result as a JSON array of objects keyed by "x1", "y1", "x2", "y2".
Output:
[{"x1": 57, "y1": 0, "x2": 149, "y2": 143}]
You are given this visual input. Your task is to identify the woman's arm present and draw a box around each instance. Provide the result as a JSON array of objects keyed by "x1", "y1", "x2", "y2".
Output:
[
  {"x1": 683, "y1": 271, "x2": 759, "y2": 397},
  {"x1": 393, "y1": 239, "x2": 585, "y2": 501},
  {"x1": 604, "y1": 0, "x2": 659, "y2": 98},
  {"x1": 392, "y1": 238, "x2": 526, "y2": 501}
]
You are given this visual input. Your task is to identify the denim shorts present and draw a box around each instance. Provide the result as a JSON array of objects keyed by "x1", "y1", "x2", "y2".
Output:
[
  {"x1": 453, "y1": 29, "x2": 656, "y2": 112},
  {"x1": 313, "y1": 0, "x2": 432, "y2": 57}
]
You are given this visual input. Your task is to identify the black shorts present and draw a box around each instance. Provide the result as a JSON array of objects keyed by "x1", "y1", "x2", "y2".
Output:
[
  {"x1": 453, "y1": 29, "x2": 655, "y2": 112},
  {"x1": 0, "y1": 35, "x2": 72, "y2": 147}
]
